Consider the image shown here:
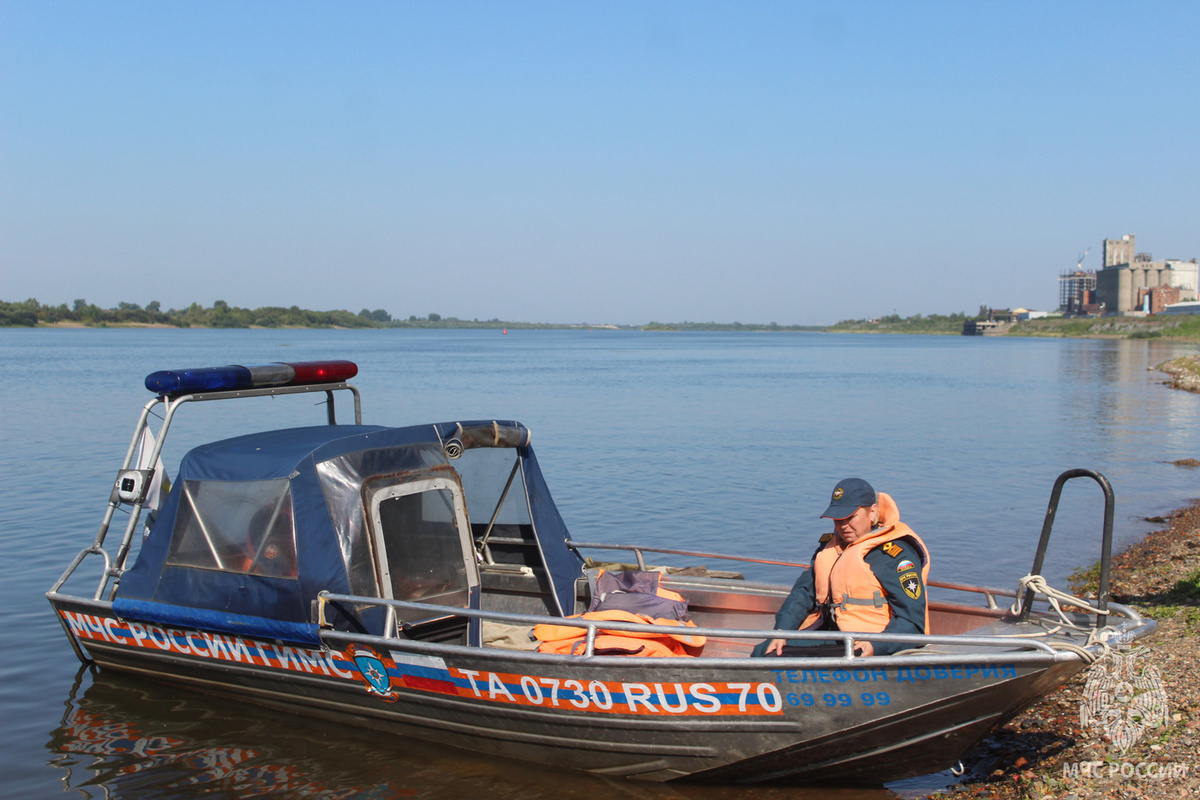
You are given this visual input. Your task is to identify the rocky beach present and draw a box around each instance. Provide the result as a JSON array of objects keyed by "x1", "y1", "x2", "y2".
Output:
[
  {"x1": 1156, "y1": 355, "x2": 1200, "y2": 394},
  {"x1": 921, "y1": 356, "x2": 1200, "y2": 800}
]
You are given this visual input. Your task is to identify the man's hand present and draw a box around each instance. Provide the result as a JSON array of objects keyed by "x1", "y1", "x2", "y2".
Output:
[
  {"x1": 764, "y1": 638, "x2": 786, "y2": 656},
  {"x1": 854, "y1": 640, "x2": 875, "y2": 657}
]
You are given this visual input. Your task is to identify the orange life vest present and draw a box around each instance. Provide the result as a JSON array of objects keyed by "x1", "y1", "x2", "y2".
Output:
[
  {"x1": 800, "y1": 492, "x2": 931, "y2": 634},
  {"x1": 532, "y1": 609, "x2": 706, "y2": 657}
]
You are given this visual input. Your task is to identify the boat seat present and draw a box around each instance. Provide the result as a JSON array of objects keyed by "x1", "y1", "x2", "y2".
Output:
[{"x1": 482, "y1": 620, "x2": 539, "y2": 651}]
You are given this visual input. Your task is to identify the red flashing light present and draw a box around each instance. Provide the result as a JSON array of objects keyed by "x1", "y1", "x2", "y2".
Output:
[{"x1": 289, "y1": 360, "x2": 358, "y2": 384}]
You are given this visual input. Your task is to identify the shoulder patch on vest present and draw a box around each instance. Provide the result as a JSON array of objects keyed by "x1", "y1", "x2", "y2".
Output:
[
  {"x1": 896, "y1": 559, "x2": 915, "y2": 573},
  {"x1": 819, "y1": 533, "x2": 833, "y2": 544},
  {"x1": 899, "y1": 571, "x2": 922, "y2": 600},
  {"x1": 880, "y1": 542, "x2": 903, "y2": 557}
]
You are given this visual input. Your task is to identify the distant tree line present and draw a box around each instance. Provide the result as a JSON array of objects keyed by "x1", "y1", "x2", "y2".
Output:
[
  {"x1": 827, "y1": 311, "x2": 977, "y2": 334},
  {"x1": 0, "y1": 298, "x2": 386, "y2": 328},
  {"x1": 25, "y1": 299, "x2": 1140, "y2": 339},
  {"x1": 0, "y1": 298, "x2": 614, "y2": 330}
]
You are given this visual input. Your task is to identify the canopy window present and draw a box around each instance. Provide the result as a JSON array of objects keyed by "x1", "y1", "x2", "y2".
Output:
[
  {"x1": 451, "y1": 447, "x2": 532, "y2": 561},
  {"x1": 166, "y1": 479, "x2": 298, "y2": 579}
]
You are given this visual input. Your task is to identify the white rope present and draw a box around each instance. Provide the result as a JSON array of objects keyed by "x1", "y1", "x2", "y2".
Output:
[
  {"x1": 1006, "y1": 574, "x2": 1117, "y2": 663},
  {"x1": 1009, "y1": 573, "x2": 1110, "y2": 619}
]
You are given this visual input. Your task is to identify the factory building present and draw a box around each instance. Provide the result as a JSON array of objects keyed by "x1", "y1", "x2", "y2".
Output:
[{"x1": 1092, "y1": 234, "x2": 1198, "y2": 315}]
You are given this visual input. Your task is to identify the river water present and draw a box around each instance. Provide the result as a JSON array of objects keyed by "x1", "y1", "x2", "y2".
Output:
[{"x1": 2, "y1": 327, "x2": 1198, "y2": 798}]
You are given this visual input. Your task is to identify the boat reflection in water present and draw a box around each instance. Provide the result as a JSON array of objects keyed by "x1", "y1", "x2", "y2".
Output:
[
  {"x1": 48, "y1": 668, "x2": 903, "y2": 800},
  {"x1": 48, "y1": 667, "x2": 422, "y2": 799}
]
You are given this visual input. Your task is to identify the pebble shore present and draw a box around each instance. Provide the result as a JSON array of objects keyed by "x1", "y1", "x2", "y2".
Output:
[
  {"x1": 921, "y1": 499, "x2": 1200, "y2": 800},
  {"x1": 1155, "y1": 355, "x2": 1200, "y2": 394}
]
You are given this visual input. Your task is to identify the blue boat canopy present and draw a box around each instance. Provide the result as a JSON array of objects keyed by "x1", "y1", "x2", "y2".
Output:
[{"x1": 115, "y1": 421, "x2": 584, "y2": 645}]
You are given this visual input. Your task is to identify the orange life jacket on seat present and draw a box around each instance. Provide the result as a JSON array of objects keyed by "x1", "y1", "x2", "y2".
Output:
[
  {"x1": 800, "y1": 492, "x2": 931, "y2": 634},
  {"x1": 532, "y1": 609, "x2": 706, "y2": 657}
]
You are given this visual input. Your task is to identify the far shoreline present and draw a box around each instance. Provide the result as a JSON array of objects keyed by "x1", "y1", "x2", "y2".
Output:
[
  {"x1": 6, "y1": 297, "x2": 1200, "y2": 340},
  {"x1": 17, "y1": 319, "x2": 1200, "y2": 343}
]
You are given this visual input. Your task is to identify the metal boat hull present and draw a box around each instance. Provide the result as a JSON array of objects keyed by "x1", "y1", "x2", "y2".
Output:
[{"x1": 52, "y1": 596, "x2": 1087, "y2": 783}]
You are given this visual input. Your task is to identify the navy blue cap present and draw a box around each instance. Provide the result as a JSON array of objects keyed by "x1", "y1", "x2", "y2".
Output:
[{"x1": 820, "y1": 478, "x2": 877, "y2": 519}]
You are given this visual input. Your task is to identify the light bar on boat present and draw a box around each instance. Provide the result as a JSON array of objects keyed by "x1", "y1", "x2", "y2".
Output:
[{"x1": 144, "y1": 360, "x2": 358, "y2": 396}]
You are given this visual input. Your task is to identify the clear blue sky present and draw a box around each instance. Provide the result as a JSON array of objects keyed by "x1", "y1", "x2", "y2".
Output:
[{"x1": 2, "y1": 1, "x2": 1197, "y2": 325}]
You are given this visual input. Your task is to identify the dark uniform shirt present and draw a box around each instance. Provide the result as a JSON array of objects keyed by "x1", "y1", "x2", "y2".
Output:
[{"x1": 767, "y1": 534, "x2": 926, "y2": 656}]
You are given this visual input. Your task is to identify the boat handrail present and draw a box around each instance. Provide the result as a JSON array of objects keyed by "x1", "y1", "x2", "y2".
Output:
[
  {"x1": 318, "y1": 626, "x2": 1087, "y2": 671},
  {"x1": 48, "y1": 546, "x2": 112, "y2": 601},
  {"x1": 316, "y1": 592, "x2": 1064, "y2": 658},
  {"x1": 563, "y1": 538, "x2": 1110, "y2": 615},
  {"x1": 1019, "y1": 468, "x2": 1114, "y2": 627},
  {"x1": 565, "y1": 538, "x2": 816, "y2": 570}
]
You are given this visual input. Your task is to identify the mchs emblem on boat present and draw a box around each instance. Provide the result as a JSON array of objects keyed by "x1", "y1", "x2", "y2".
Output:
[
  {"x1": 346, "y1": 644, "x2": 399, "y2": 701},
  {"x1": 47, "y1": 360, "x2": 1157, "y2": 784}
]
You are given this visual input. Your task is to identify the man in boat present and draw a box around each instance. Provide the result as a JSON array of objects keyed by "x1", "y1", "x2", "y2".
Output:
[{"x1": 753, "y1": 478, "x2": 930, "y2": 657}]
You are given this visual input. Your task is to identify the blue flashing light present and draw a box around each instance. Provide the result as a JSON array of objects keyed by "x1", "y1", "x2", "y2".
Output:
[
  {"x1": 144, "y1": 360, "x2": 357, "y2": 396},
  {"x1": 145, "y1": 365, "x2": 252, "y2": 395}
]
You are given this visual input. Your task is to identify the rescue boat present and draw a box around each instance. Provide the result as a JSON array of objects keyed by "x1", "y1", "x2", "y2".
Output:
[{"x1": 48, "y1": 360, "x2": 1154, "y2": 784}]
